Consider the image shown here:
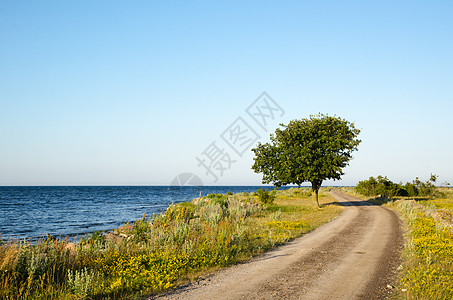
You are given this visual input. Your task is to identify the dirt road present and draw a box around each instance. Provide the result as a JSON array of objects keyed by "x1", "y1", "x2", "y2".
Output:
[{"x1": 155, "y1": 190, "x2": 403, "y2": 299}]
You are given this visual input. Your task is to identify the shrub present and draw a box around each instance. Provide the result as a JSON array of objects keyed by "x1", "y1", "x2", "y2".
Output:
[
  {"x1": 255, "y1": 188, "x2": 276, "y2": 204},
  {"x1": 356, "y1": 174, "x2": 442, "y2": 200},
  {"x1": 67, "y1": 267, "x2": 99, "y2": 297},
  {"x1": 404, "y1": 182, "x2": 418, "y2": 197},
  {"x1": 356, "y1": 176, "x2": 401, "y2": 199},
  {"x1": 206, "y1": 193, "x2": 229, "y2": 209},
  {"x1": 131, "y1": 214, "x2": 152, "y2": 244},
  {"x1": 415, "y1": 174, "x2": 439, "y2": 198}
]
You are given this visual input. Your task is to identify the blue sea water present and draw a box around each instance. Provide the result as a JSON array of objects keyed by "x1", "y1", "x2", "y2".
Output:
[{"x1": 0, "y1": 186, "x2": 280, "y2": 241}]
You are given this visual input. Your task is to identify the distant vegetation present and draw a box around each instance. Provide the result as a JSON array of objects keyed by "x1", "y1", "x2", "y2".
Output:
[
  {"x1": 355, "y1": 174, "x2": 443, "y2": 200},
  {"x1": 0, "y1": 188, "x2": 342, "y2": 299}
]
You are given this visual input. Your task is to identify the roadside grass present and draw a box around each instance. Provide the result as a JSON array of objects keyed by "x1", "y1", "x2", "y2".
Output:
[
  {"x1": 389, "y1": 198, "x2": 453, "y2": 300},
  {"x1": 344, "y1": 187, "x2": 453, "y2": 300},
  {"x1": 0, "y1": 187, "x2": 342, "y2": 300}
]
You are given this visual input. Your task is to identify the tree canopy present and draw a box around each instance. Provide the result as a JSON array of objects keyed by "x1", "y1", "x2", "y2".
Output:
[{"x1": 251, "y1": 114, "x2": 361, "y2": 207}]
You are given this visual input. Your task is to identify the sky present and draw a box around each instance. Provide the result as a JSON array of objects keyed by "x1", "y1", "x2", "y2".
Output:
[{"x1": 1, "y1": 1, "x2": 452, "y2": 186}]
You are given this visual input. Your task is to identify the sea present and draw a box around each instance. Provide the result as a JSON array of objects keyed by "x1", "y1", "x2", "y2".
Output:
[{"x1": 0, "y1": 186, "x2": 286, "y2": 241}]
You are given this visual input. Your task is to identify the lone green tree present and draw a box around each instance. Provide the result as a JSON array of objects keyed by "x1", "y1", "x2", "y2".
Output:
[{"x1": 251, "y1": 114, "x2": 361, "y2": 208}]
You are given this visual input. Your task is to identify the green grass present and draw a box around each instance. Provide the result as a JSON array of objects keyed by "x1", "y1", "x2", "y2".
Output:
[
  {"x1": 0, "y1": 187, "x2": 343, "y2": 300},
  {"x1": 266, "y1": 204, "x2": 311, "y2": 213}
]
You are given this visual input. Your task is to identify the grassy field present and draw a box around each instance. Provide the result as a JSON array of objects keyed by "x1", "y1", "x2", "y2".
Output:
[
  {"x1": 0, "y1": 187, "x2": 343, "y2": 299},
  {"x1": 343, "y1": 187, "x2": 453, "y2": 300}
]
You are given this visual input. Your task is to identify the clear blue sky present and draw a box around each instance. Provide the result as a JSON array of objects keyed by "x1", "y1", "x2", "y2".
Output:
[{"x1": 1, "y1": 1, "x2": 452, "y2": 186}]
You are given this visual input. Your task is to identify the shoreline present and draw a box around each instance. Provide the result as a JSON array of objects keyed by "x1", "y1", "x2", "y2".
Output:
[{"x1": 1, "y1": 186, "x2": 303, "y2": 242}]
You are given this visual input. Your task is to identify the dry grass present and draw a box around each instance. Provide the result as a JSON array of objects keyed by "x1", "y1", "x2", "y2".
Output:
[{"x1": 0, "y1": 243, "x2": 19, "y2": 270}]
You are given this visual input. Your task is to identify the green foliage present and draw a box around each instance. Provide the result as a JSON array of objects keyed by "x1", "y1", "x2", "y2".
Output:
[
  {"x1": 356, "y1": 175, "x2": 402, "y2": 199},
  {"x1": 404, "y1": 182, "x2": 418, "y2": 197},
  {"x1": 356, "y1": 174, "x2": 441, "y2": 200},
  {"x1": 413, "y1": 174, "x2": 439, "y2": 198},
  {"x1": 90, "y1": 230, "x2": 106, "y2": 244},
  {"x1": 355, "y1": 176, "x2": 378, "y2": 196},
  {"x1": 67, "y1": 267, "x2": 99, "y2": 297},
  {"x1": 131, "y1": 214, "x2": 152, "y2": 244},
  {"x1": 254, "y1": 188, "x2": 276, "y2": 204},
  {"x1": 206, "y1": 193, "x2": 229, "y2": 208},
  {"x1": 252, "y1": 114, "x2": 360, "y2": 207}
]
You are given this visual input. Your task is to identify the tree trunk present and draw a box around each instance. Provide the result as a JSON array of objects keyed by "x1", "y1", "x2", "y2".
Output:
[
  {"x1": 313, "y1": 188, "x2": 320, "y2": 208},
  {"x1": 311, "y1": 180, "x2": 322, "y2": 208}
]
